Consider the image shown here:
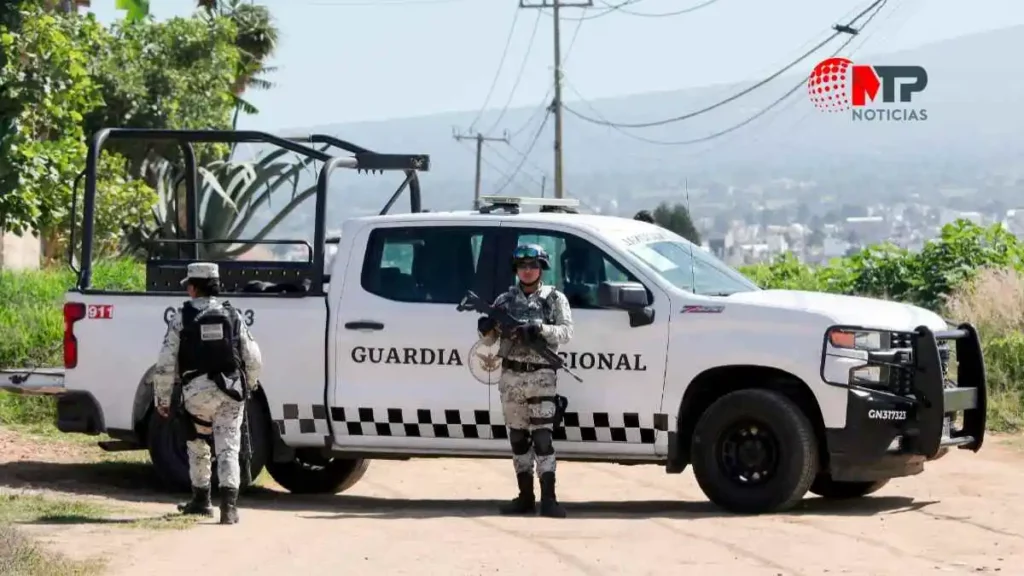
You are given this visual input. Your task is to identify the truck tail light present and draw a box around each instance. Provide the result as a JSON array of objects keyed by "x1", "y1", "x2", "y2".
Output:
[{"x1": 63, "y1": 302, "x2": 86, "y2": 368}]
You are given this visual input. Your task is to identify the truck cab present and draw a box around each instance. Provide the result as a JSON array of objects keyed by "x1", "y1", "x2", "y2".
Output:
[{"x1": 0, "y1": 129, "x2": 988, "y2": 515}]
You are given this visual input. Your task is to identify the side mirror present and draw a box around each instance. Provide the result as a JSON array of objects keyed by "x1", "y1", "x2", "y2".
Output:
[{"x1": 597, "y1": 281, "x2": 649, "y2": 310}]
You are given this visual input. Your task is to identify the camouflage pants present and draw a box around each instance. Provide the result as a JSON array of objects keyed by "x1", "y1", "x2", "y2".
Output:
[
  {"x1": 498, "y1": 369, "x2": 558, "y2": 475},
  {"x1": 182, "y1": 377, "x2": 245, "y2": 490}
]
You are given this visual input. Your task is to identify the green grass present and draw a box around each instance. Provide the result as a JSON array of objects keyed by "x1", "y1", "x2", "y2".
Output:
[
  {"x1": 0, "y1": 259, "x2": 145, "y2": 429},
  {"x1": 0, "y1": 492, "x2": 199, "y2": 531}
]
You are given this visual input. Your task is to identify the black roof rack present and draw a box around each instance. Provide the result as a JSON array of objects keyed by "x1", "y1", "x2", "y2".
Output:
[{"x1": 75, "y1": 128, "x2": 430, "y2": 293}]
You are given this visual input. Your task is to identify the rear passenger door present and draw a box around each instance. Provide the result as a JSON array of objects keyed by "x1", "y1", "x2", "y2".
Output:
[{"x1": 332, "y1": 222, "x2": 502, "y2": 452}]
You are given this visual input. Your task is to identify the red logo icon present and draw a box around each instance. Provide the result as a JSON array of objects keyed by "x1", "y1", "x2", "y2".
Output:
[{"x1": 807, "y1": 57, "x2": 853, "y2": 113}]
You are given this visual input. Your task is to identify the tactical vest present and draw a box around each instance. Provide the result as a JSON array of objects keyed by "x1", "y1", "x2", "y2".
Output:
[
  {"x1": 537, "y1": 285, "x2": 558, "y2": 325},
  {"x1": 177, "y1": 300, "x2": 244, "y2": 402}
]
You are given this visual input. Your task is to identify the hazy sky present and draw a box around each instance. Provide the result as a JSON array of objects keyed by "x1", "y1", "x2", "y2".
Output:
[{"x1": 86, "y1": 0, "x2": 1024, "y2": 131}]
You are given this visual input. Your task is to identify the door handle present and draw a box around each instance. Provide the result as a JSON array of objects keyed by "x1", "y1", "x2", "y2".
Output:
[{"x1": 345, "y1": 321, "x2": 384, "y2": 331}]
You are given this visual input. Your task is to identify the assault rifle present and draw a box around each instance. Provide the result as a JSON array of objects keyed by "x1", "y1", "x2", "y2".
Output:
[
  {"x1": 237, "y1": 371, "x2": 254, "y2": 487},
  {"x1": 456, "y1": 290, "x2": 583, "y2": 383}
]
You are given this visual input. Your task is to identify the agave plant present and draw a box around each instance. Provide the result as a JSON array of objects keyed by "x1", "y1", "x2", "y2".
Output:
[{"x1": 124, "y1": 144, "x2": 331, "y2": 260}]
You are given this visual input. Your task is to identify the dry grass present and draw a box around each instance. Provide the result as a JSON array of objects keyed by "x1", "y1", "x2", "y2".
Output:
[
  {"x1": 946, "y1": 267, "x2": 1024, "y2": 431},
  {"x1": 0, "y1": 524, "x2": 104, "y2": 576}
]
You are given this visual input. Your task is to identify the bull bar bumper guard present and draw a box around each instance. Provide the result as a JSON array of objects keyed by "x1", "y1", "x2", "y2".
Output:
[{"x1": 869, "y1": 323, "x2": 987, "y2": 458}]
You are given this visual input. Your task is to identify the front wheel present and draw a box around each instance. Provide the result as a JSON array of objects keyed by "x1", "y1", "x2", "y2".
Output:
[
  {"x1": 690, "y1": 388, "x2": 819, "y2": 514},
  {"x1": 265, "y1": 450, "x2": 370, "y2": 495},
  {"x1": 146, "y1": 398, "x2": 270, "y2": 493},
  {"x1": 809, "y1": 474, "x2": 889, "y2": 499}
]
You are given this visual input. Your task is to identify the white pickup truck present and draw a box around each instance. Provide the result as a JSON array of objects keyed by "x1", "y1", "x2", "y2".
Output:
[{"x1": 0, "y1": 128, "x2": 987, "y2": 514}]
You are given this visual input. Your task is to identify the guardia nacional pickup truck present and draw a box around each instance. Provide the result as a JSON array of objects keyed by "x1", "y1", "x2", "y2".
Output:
[{"x1": 0, "y1": 128, "x2": 987, "y2": 514}]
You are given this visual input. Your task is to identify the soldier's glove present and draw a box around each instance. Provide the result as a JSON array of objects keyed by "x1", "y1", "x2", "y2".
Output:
[
  {"x1": 477, "y1": 316, "x2": 497, "y2": 334},
  {"x1": 514, "y1": 319, "x2": 543, "y2": 341}
]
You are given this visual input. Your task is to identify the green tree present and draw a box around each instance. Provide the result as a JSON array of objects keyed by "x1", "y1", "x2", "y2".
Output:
[
  {"x1": 0, "y1": 4, "x2": 243, "y2": 260},
  {"x1": 652, "y1": 201, "x2": 701, "y2": 244},
  {"x1": 84, "y1": 12, "x2": 241, "y2": 169}
]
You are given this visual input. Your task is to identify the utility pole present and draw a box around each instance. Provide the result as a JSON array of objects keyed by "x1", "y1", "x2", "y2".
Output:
[
  {"x1": 518, "y1": 0, "x2": 593, "y2": 199},
  {"x1": 452, "y1": 129, "x2": 510, "y2": 209}
]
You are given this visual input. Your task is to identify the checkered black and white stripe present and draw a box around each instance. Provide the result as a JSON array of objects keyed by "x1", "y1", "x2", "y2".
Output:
[{"x1": 277, "y1": 404, "x2": 670, "y2": 445}]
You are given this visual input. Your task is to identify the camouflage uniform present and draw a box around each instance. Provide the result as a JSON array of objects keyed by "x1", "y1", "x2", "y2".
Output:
[
  {"x1": 478, "y1": 248, "x2": 573, "y2": 517},
  {"x1": 152, "y1": 263, "x2": 262, "y2": 524}
]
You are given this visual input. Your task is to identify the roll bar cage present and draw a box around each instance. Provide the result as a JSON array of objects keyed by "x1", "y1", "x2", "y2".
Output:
[{"x1": 73, "y1": 128, "x2": 430, "y2": 295}]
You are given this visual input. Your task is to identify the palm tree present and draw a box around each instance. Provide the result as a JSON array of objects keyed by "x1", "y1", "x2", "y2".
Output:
[{"x1": 197, "y1": 0, "x2": 279, "y2": 128}]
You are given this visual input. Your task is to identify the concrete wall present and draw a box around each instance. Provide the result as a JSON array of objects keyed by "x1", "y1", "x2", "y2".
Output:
[{"x1": 0, "y1": 229, "x2": 41, "y2": 271}]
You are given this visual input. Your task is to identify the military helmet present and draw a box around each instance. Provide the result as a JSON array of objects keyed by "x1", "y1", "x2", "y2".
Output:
[{"x1": 511, "y1": 243, "x2": 550, "y2": 271}]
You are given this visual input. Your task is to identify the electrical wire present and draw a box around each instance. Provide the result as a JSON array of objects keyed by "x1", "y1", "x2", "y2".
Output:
[
  {"x1": 493, "y1": 111, "x2": 551, "y2": 195},
  {"x1": 547, "y1": 0, "x2": 641, "y2": 21},
  {"x1": 563, "y1": 0, "x2": 888, "y2": 146},
  {"x1": 481, "y1": 10, "x2": 543, "y2": 136},
  {"x1": 305, "y1": 0, "x2": 469, "y2": 5},
  {"x1": 680, "y1": 0, "x2": 906, "y2": 161},
  {"x1": 595, "y1": 0, "x2": 723, "y2": 18},
  {"x1": 465, "y1": 6, "x2": 521, "y2": 133},
  {"x1": 501, "y1": 0, "x2": 584, "y2": 141},
  {"x1": 456, "y1": 140, "x2": 535, "y2": 196},
  {"x1": 563, "y1": 0, "x2": 887, "y2": 129}
]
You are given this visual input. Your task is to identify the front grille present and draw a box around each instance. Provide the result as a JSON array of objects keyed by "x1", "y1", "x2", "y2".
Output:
[{"x1": 883, "y1": 331, "x2": 952, "y2": 395}]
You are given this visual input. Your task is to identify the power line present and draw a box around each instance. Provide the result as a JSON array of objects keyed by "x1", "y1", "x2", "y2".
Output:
[
  {"x1": 453, "y1": 130, "x2": 511, "y2": 208},
  {"x1": 306, "y1": 0, "x2": 469, "y2": 5},
  {"x1": 543, "y1": 0, "x2": 640, "y2": 21},
  {"x1": 594, "y1": 0, "x2": 723, "y2": 18},
  {"x1": 499, "y1": 0, "x2": 584, "y2": 143},
  {"x1": 564, "y1": 0, "x2": 887, "y2": 129},
  {"x1": 456, "y1": 140, "x2": 535, "y2": 196},
  {"x1": 563, "y1": 0, "x2": 888, "y2": 146},
  {"x1": 481, "y1": 9, "x2": 544, "y2": 136},
  {"x1": 518, "y1": 0, "x2": 594, "y2": 200},
  {"x1": 465, "y1": 6, "x2": 521, "y2": 133},
  {"x1": 493, "y1": 110, "x2": 552, "y2": 195}
]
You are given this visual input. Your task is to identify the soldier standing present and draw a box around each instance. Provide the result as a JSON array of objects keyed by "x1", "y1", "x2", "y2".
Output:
[
  {"x1": 152, "y1": 262, "x2": 262, "y2": 525},
  {"x1": 477, "y1": 244, "x2": 574, "y2": 518}
]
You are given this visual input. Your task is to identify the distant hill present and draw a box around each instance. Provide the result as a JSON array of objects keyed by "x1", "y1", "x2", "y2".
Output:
[{"x1": 240, "y1": 25, "x2": 1024, "y2": 239}]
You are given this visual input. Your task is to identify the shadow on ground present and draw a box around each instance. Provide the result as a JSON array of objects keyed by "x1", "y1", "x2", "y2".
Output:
[{"x1": 0, "y1": 459, "x2": 936, "y2": 520}]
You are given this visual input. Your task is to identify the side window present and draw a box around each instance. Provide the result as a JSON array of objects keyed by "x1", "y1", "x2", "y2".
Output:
[
  {"x1": 514, "y1": 231, "x2": 643, "y2": 309},
  {"x1": 362, "y1": 227, "x2": 486, "y2": 304}
]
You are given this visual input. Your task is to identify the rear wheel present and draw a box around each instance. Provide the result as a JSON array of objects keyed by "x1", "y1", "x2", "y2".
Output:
[
  {"x1": 265, "y1": 450, "x2": 369, "y2": 495},
  {"x1": 690, "y1": 388, "x2": 819, "y2": 514},
  {"x1": 809, "y1": 474, "x2": 889, "y2": 499},
  {"x1": 146, "y1": 398, "x2": 270, "y2": 493}
]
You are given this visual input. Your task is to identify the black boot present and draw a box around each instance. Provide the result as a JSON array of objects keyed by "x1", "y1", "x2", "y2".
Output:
[
  {"x1": 176, "y1": 486, "x2": 214, "y2": 516},
  {"x1": 498, "y1": 472, "x2": 536, "y2": 515},
  {"x1": 219, "y1": 488, "x2": 239, "y2": 525},
  {"x1": 539, "y1": 472, "x2": 566, "y2": 518}
]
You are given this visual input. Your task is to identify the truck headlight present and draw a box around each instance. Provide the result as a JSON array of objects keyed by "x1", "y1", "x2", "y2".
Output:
[
  {"x1": 850, "y1": 365, "x2": 884, "y2": 385},
  {"x1": 828, "y1": 328, "x2": 886, "y2": 351}
]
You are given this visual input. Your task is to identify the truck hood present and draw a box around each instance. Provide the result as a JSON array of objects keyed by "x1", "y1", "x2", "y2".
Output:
[{"x1": 723, "y1": 290, "x2": 947, "y2": 331}]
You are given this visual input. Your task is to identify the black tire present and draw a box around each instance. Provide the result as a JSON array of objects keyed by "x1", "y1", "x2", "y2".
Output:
[
  {"x1": 690, "y1": 388, "x2": 819, "y2": 514},
  {"x1": 809, "y1": 474, "x2": 889, "y2": 499},
  {"x1": 145, "y1": 397, "x2": 270, "y2": 493},
  {"x1": 266, "y1": 451, "x2": 370, "y2": 495}
]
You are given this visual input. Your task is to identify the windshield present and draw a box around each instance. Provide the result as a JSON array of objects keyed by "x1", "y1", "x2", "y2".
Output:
[{"x1": 625, "y1": 238, "x2": 759, "y2": 296}]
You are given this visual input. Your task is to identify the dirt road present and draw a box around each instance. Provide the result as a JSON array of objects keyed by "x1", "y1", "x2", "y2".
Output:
[{"x1": 2, "y1": 430, "x2": 1023, "y2": 576}]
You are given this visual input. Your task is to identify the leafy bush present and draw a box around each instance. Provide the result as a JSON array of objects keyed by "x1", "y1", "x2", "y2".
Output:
[{"x1": 742, "y1": 219, "x2": 1024, "y2": 431}]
